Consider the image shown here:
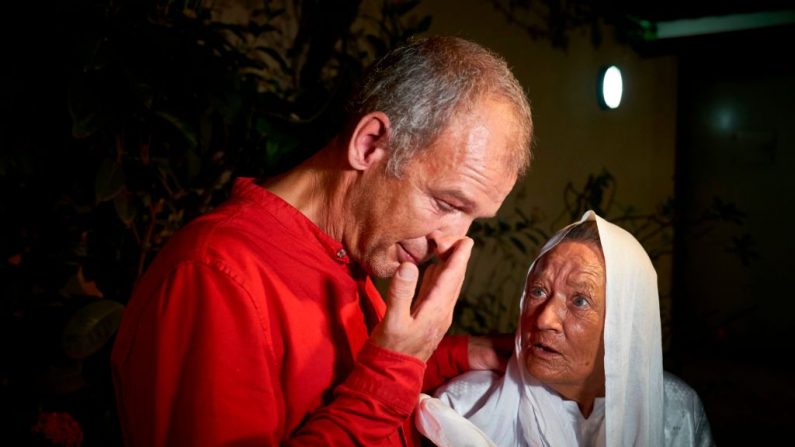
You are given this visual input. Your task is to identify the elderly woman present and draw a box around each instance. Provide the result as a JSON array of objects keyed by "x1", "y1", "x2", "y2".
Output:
[{"x1": 416, "y1": 211, "x2": 713, "y2": 446}]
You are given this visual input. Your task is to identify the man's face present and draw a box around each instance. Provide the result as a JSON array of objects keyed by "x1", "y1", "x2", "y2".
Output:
[
  {"x1": 347, "y1": 98, "x2": 519, "y2": 278},
  {"x1": 520, "y1": 241, "x2": 606, "y2": 400}
]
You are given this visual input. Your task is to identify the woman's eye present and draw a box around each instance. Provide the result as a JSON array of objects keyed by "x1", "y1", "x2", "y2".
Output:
[
  {"x1": 528, "y1": 287, "x2": 546, "y2": 299},
  {"x1": 572, "y1": 295, "x2": 589, "y2": 308}
]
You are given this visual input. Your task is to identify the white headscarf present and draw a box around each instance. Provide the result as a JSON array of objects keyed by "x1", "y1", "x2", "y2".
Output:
[{"x1": 417, "y1": 211, "x2": 665, "y2": 446}]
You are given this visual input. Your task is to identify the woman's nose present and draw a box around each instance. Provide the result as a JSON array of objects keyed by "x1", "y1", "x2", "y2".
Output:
[{"x1": 536, "y1": 298, "x2": 564, "y2": 331}]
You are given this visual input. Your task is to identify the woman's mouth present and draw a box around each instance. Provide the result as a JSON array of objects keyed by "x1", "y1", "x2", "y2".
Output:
[{"x1": 532, "y1": 342, "x2": 560, "y2": 355}]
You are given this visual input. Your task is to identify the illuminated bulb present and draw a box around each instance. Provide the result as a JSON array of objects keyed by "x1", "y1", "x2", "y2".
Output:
[{"x1": 598, "y1": 65, "x2": 623, "y2": 110}]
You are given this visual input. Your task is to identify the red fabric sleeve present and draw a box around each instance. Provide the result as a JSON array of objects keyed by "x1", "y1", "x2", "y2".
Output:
[
  {"x1": 422, "y1": 334, "x2": 471, "y2": 392},
  {"x1": 287, "y1": 342, "x2": 424, "y2": 445},
  {"x1": 114, "y1": 261, "x2": 424, "y2": 446}
]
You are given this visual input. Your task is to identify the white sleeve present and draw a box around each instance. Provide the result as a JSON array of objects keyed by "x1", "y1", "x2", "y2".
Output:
[
  {"x1": 415, "y1": 394, "x2": 497, "y2": 447},
  {"x1": 693, "y1": 392, "x2": 715, "y2": 447},
  {"x1": 435, "y1": 370, "x2": 501, "y2": 416},
  {"x1": 663, "y1": 372, "x2": 715, "y2": 447}
]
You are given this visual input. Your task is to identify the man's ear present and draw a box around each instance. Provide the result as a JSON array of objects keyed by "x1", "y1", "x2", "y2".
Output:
[{"x1": 348, "y1": 112, "x2": 390, "y2": 171}]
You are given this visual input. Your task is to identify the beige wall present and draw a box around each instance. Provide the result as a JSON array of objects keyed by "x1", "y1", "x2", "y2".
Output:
[
  {"x1": 215, "y1": 0, "x2": 680, "y2": 340},
  {"x1": 414, "y1": 0, "x2": 678, "y2": 336}
]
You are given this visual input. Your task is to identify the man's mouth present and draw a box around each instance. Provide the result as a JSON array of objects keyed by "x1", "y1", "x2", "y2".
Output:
[{"x1": 397, "y1": 243, "x2": 420, "y2": 265}]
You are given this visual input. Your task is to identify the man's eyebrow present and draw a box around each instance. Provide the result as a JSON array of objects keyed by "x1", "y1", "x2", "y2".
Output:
[{"x1": 438, "y1": 189, "x2": 478, "y2": 212}]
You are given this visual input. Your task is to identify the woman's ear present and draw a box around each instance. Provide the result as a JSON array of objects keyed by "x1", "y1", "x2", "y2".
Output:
[{"x1": 347, "y1": 112, "x2": 390, "y2": 171}]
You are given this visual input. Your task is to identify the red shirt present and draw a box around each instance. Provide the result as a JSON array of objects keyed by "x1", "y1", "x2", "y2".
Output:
[{"x1": 111, "y1": 177, "x2": 469, "y2": 446}]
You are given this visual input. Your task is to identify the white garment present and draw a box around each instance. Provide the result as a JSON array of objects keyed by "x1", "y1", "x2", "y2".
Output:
[
  {"x1": 419, "y1": 371, "x2": 713, "y2": 447},
  {"x1": 417, "y1": 211, "x2": 714, "y2": 446},
  {"x1": 663, "y1": 372, "x2": 714, "y2": 447}
]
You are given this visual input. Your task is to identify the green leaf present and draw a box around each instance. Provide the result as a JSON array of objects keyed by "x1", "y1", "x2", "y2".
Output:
[
  {"x1": 210, "y1": 22, "x2": 248, "y2": 36},
  {"x1": 68, "y1": 86, "x2": 101, "y2": 139},
  {"x1": 254, "y1": 46, "x2": 291, "y2": 72},
  {"x1": 509, "y1": 236, "x2": 527, "y2": 253},
  {"x1": 266, "y1": 8, "x2": 286, "y2": 19},
  {"x1": 255, "y1": 116, "x2": 273, "y2": 135},
  {"x1": 62, "y1": 300, "x2": 125, "y2": 359},
  {"x1": 366, "y1": 34, "x2": 387, "y2": 57},
  {"x1": 249, "y1": 23, "x2": 280, "y2": 36},
  {"x1": 186, "y1": 149, "x2": 202, "y2": 180},
  {"x1": 69, "y1": 94, "x2": 100, "y2": 139},
  {"x1": 113, "y1": 190, "x2": 137, "y2": 225},
  {"x1": 265, "y1": 139, "x2": 280, "y2": 164},
  {"x1": 155, "y1": 111, "x2": 198, "y2": 148},
  {"x1": 389, "y1": 0, "x2": 421, "y2": 16},
  {"x1": 135, "y1": 82, "x2": 154, "y2": 109},
  {"x1": 95, "y1": 158, "x2": 125, "y2": 203},
  {"x1": 70, "y1": 110, "x2": 100, "y2": 139},
  {"x1": 199, "y1": 113, "x2": 213, "y2": 153},
  {"x1": 415, "y1": 15, "x2": 432, "y2": 33},
  {"x1": 213, "y1": 91, "x2": 243, "y2": 123}
]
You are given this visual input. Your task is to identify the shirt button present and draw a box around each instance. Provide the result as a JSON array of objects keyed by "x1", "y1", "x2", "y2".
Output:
[{"x1": 336, "y1": 249, "x2": 347, "y2": 258}]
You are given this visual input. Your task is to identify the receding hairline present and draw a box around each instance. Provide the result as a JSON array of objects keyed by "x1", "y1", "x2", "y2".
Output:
[
  {"x1": 399, "y1": 92, "x2": 532, "y2": 178},
  {"x1": 347, "y1": 35, "x2": 533, "y2": 177}
]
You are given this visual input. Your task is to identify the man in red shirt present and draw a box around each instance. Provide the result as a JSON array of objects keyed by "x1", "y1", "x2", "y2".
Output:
[{"x1": 112, "y1": 36, "x2": 532, "y2": 446}]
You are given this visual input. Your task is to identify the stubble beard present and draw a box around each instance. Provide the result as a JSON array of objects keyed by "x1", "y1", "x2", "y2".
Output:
[{"x1": 361, "y1": 245, "x2": 400, "y2": 279}]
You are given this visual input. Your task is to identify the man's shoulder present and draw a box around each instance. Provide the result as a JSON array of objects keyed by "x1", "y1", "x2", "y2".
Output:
[
  {"x1": 137, "y1": 197, "x2": 345, "y2": 306},
  {"x1": 168, "y1": 200, "x2": 296, "y2": 258},
  {"x1": 139, "y1": 202, "x2": 297, "y2": 284}
]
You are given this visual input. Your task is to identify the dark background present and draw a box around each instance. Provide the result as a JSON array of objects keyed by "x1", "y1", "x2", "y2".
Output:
[{"x1": 1, "y1": 1, "x2": 793, "y2": 445}]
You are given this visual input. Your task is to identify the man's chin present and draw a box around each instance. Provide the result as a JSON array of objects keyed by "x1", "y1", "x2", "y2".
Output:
[{"x1": 362, "y1": 258, "x2": 400, "y2": 279}]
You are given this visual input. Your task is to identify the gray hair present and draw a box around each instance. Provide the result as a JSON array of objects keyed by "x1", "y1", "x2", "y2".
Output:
[
  {"x1": 563, "y1": 220, "x2": 602, "y2": 249},
  {"x1": 348, "y1": 36, "x2": 533, "y2": 177},
  {"x1": 529, "y1": 220, "x2": 603, "y2": 280}
]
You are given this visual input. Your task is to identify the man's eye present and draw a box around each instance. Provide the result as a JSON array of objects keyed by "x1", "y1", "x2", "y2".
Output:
[{"x1": 435, "y1": 199, "x2": 456, "y2": 212}]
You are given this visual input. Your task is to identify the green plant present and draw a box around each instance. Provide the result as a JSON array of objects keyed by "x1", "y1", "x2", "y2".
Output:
[
  {"x1": 0, "y1": 1, "x2": 429, "y2": 444},
  {"x1": 486, "y1": 0, "x2": 647, "y2": 49},
  {"x1": 453, "y1": 169, "x2": 753, "y2": 340}
]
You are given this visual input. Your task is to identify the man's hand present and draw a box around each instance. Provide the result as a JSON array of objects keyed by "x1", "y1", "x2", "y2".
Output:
[
  {"x1": 468, "y1": 335, "x2": 514, "y2": 372},
  {"x1": 371, "y1": 238, "x2": 474, "y2": 361}
]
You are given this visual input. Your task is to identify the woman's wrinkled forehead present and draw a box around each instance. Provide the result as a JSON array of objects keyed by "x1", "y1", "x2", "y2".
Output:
[{"x1": 526, "y1": 240, "x2": 604, "y2": 282}]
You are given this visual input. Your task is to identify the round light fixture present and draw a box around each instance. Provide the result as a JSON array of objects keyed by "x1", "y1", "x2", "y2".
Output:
[{"x1": 597, "y1": 65, "x2": 623, "y2": 110}]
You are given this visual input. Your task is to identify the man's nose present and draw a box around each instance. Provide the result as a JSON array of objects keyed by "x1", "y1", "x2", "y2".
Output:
[
  {"x1": 429, "y1": 216, "x2": 474, "y2": 255},
  {"x1": 536, "y1": 298, "x2": 564, "y2": 332}
]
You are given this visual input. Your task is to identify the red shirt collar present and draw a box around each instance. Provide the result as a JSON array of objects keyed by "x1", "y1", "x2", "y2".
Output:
[{"x1": 229, "y1": 177, "x2": 352, "y2": 265}]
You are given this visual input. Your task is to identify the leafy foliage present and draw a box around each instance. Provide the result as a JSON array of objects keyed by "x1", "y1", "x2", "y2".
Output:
[
  {"x1": 0, "y1": 0, "x2": 429, "y2": 444},
  {"x1": 453, "y1": 169, "x2": 753, "y2": 338},
  {"x1": 486, "y1": 0, "x2": 647, "y2": 49}
]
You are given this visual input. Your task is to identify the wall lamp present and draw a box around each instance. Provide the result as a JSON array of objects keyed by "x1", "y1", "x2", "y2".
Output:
[{"x1": 597, "y1": 65, "x2": 623, "y2": 110}]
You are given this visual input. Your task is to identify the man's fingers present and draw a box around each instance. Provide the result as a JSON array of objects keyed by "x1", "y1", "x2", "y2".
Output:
[
  {"x1": 412, "y1": 237, "x2": 474, "y2": 317},
  {"x1": 384, "y1": 262, "x2": 419, "y2": 321},
  {"x1": 371, "y1": 240, "x2": 472, "y2": 361},
  {"x1": 444, "y1": 237, "x2": 474, "y2": 272}
]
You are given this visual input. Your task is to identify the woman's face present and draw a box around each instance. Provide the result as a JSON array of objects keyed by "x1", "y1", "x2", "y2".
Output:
[{"x1": 521, "y1": 240, "x2": 607, "y2": 402}]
